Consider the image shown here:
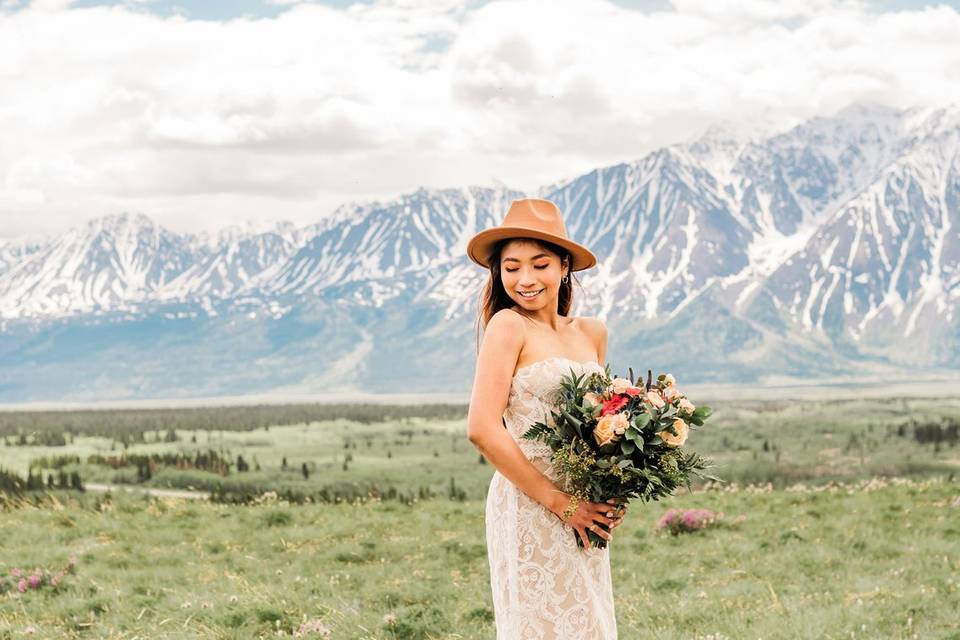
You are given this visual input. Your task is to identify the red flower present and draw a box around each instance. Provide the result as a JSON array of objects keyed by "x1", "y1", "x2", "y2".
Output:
[
  {"x1": 600, "y1": 394, "x2": 630, "y2": 416},
  {"x1": 623, "y1": 386, "x2": 644, "y2": 396}
]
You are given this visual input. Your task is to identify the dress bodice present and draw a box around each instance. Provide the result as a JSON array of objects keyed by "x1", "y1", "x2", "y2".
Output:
[{"x1": 504, "y1": 356, "x2": 606, "y2": 464}]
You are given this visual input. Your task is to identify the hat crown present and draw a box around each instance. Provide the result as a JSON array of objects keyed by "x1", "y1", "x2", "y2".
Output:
[
  {"x1": 502, "y1": 198, "x2": 569, "y2": 239},
  {"x1": 464, "y1": 197, "x2": 597, "y2": 271}
]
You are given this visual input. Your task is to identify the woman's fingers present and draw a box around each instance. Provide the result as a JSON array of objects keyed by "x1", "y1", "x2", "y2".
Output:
[
  {"x1": 590, "y1": 503, "x2": 615, "y2": 524},
  {"x1": 577, "y1": 527, "x2": 590, "y2": 547},
  {"x1": 607, "y1": 500, "x2": 627, "y2": 518},
  {"x1": 605, "y1": 498, "x2": 628, "y2": 515},
  {"x1": 569, "y1": 501, "x2": 628, "y2": 547},
  {"x1": 587, "y1": 523, "x2": 611, "y2": 541}
]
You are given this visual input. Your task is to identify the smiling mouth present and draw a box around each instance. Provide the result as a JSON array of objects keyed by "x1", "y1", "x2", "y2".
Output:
[{"x1": 517, "y1": 288, "x2": 544, "y2": 299}]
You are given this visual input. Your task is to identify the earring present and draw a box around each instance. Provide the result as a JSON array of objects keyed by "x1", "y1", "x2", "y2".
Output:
[{"x1": 561, "y1": 273, "x2": 569, "y2": 284}]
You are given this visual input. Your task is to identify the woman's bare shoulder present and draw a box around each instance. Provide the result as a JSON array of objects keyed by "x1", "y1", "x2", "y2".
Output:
[
  {"x1": 575, "y1": 316, "x2": 608, "y2": 362},
  {"x1": 486, "y1": 307, "x2": 527, "y2": 335},
  {"x1": 574, "y1": 315, "x2": 607, "y2": 335}
]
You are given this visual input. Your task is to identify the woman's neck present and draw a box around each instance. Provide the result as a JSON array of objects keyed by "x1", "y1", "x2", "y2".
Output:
[{"x1": 511, "y1": 306, "x2": 564, "y2": 332}]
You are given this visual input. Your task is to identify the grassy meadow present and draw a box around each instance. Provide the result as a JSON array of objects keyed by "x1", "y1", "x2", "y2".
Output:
[{"x1": 0, "y1": 396, "x2": 958, "y2": 638}]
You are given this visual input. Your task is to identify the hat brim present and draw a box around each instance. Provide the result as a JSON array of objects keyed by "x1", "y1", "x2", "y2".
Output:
[{"x1": 466, "y1": 227, "x2": 597, "y2": 272}]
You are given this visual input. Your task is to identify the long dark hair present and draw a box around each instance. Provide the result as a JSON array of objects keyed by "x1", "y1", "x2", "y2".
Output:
[{"x1": 473, "y1": 237, "x2": 583, "y2": 354}]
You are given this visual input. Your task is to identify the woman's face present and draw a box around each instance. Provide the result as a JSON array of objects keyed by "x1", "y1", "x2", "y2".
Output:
[{"x1": 499, "y1": 240, "x2": 568, "y2": 310}]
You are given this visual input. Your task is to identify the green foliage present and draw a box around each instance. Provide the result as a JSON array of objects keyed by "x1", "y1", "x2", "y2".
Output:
[{"x1": 260, "y1": 509, "x2": 293, "y2": 527}]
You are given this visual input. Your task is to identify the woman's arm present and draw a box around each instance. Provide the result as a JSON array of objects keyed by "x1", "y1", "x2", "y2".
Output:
[{"x1": 466, "y1": 309, "x2": 567, "y2": 517}]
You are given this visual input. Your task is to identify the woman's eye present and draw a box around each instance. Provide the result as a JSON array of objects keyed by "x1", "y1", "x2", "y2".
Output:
[{"x1": 504, "y1": 265, "x2": 548, "y2": 272}]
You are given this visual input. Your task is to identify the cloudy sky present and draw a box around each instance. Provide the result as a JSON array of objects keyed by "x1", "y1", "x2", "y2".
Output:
[{"x1": 1, "y1": 0, "x2": 959, "y2": 238}]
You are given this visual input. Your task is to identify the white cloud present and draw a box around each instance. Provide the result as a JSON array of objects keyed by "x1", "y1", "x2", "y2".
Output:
[{"x1": 1, "y1": 0, "x2": 959, "y2": 237}]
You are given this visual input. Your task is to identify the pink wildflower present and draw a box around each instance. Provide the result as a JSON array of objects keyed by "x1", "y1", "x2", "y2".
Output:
[{"x1": 656, "y1": 507, "x2": 724, "y2": 535}]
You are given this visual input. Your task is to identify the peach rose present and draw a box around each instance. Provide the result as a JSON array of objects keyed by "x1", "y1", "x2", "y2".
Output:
[
  {"x1": 658, "y1": 418, "x2": 688, "y2": 447},
  {"x1": 610, "y1": 377, "x2": 633, "y2": 394},
  {"x1": 645, "y1": 390, "x2": 665, "y2": 409},
  {"x1": 594, "y1": 412, "x2": 628, "y2": 446},
  {"x1": 612, "y1": 413, "x2": 629, "y2": 435},
  {"x1": 663, "y1": 386, "x2": 682, "y2": 401},
  {"x1": 583, "y1": 392, "x2": 602, "y2": 407},
  {"x1": 678, "y1": 398, "x2": 696, "y2": 415}
]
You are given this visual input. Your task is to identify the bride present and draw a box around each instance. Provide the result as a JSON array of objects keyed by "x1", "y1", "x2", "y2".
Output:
[{"x1": 465, "y1": 198, "x2": 626, "y2": 639}]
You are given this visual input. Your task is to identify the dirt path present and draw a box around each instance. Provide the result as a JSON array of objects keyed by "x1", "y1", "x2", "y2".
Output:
[{"x1": 85, "y1": 482, "x2": 210, "y2": 501}]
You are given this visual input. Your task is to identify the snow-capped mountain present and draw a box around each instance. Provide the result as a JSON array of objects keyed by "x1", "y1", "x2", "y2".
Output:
[
  {"x1": 158, "y1": 221, "x2": 302, "y2": 302},
  {"x1": 0, "y1": 237, "x2": 47, "y2": 277},
  {"x1": 0, "y1": 213, "x2": 199, "y2": 319},
  {"x1": 262, "y1": 187, "x2": 516, "y2": 296},
  {"x1": 0, "y1": 102, "x2": 957, "y2": 401}
]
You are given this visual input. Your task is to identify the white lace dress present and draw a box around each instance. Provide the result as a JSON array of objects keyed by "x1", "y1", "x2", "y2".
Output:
[{"x1": 484, "y1": 356, "x2": 618, "y2": 639}]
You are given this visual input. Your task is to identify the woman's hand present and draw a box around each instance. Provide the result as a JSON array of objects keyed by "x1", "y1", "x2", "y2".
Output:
[
  {"x1": 554, "y1": 493, "x2": 617, "y2": 547},
  {"x1": 605, "y1": 497, "x2": 627, "y2": 532}
]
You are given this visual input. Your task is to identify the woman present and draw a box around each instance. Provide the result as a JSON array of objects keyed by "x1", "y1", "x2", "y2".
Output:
[{"x1": 466, "y1": 198, "x2": 626, "y2": 639}]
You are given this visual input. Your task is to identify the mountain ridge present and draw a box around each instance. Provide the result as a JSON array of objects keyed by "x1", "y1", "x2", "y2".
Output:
[{"x1": 1, "y1": 102, "x2": 957, "y2": 400}]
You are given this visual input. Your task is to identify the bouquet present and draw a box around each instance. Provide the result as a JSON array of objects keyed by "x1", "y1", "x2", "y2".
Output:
[{"x1": 521, "y1": 366, "x2": 721, "y2": 549}]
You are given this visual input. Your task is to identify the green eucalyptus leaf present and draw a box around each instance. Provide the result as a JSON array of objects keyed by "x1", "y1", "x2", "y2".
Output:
[{"x1": 560, "y1": 409, "x2": 582, "y2": 429}]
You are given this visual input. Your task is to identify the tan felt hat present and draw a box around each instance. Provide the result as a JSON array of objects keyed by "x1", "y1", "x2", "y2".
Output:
[{"x1": 466, "y1": 198, "x2": 597, "y2": 271}]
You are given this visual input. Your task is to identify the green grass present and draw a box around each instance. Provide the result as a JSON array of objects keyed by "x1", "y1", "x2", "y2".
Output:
[
  {"x1": 0, "y1": 477, "x2": 957, "y2": 638},
  {"x1": 1, "y1": 396, "x2": 959, "y2": 638}
]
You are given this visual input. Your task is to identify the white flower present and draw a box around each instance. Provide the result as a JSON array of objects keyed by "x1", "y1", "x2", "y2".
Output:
[{"x1": 610, "y1": 377, "x2": 633, "y2": 394}]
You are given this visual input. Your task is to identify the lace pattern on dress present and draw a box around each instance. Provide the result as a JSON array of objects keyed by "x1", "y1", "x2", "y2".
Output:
[{"x1": 484, "y1": 357, "x2": 617, "y2": 639}]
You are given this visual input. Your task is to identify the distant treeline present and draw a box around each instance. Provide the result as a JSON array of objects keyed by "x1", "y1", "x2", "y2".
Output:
[
  {"x1": 0, "y1": 403, "x2": 468, "y2": 439},
  {"x1": 209, "y1": 476, "x2": 469, "y2": 506},
  {"x1": 894, "y1": 418, "x2": 960, "y2": 447},
  {"x1": 0, "y1": 468, "x2": 84, "y2": 496},
  {"x1": 29, "y1": 450, "x2": 235, "y2": 480}
]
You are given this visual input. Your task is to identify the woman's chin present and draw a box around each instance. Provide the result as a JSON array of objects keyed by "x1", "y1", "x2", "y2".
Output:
[{"x1": 516, "y1": 293, "x2": 548, "y2": 306}]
